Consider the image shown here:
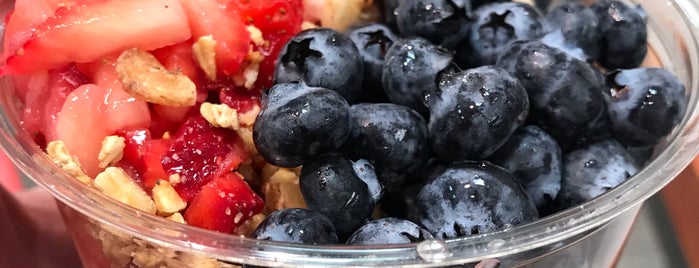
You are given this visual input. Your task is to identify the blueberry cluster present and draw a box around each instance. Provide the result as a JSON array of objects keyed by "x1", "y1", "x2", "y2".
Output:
[{"x1": 251, "y1": 0, "x2": 688, "y2": 244}]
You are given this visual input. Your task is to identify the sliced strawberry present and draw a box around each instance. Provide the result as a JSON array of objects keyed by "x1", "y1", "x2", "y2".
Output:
[
  {"x1": 19, "y1": 71, "x2": 49, "y2": 137},
  {"x1": 117, "y1": 129, "x2": 172, "y2": 190},
  {"x1": 161, "y1": 114, "x2": 249, "y2": 201},
  {"x1": 2, "y1": 0, "x2": 69, "y2": 62},
  {"x1": 56, "y1": 82, "x2": 151, "y2": 177},
  {"x1": 230, "y1": 0, "x2": 303, "y2": 91},
  {"x1": 151, "y1": 39, "x2": 201, "y2": 83},
  {"x1": 219, "y1": 86, "x2": 260, "y2": 113},
  {"x1": 184, "y1": 172, "x2": 264, "y2": 233},
  {"x1": 2, "y1": 0, "x2": 191, "y2": 75},
  {"x1": 180, "y1": 0, "x2": 250, "y2": 76}
]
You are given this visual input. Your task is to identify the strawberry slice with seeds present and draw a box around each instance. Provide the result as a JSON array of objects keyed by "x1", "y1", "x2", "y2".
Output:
[
  {"x1": 180, "y1": 0, "x2": 250, "y2": 76},
  {"x1": 118, "y1": 129, "x2": 172, "y2": 190},
  {"x1": 162, "y1": 114, "x2": 249, "y2": 201},
  {"x1": 2, "y1": 0, "x2": 191, "y2": 75},
  {"x1": 184, "y1": 172, "x2": 264, "y2": 233}
]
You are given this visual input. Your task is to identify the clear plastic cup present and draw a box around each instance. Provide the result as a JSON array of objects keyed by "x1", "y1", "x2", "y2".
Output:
[{"x1": 1, "y1": 0, "x2": 699, "y2": 267}]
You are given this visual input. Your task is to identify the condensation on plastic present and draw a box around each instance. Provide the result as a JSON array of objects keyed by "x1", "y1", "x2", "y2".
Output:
[{"x1": 0, "y1": 0, "x2": 698, "y2": 267}]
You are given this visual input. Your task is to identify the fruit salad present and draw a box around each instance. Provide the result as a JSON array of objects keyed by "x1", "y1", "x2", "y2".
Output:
[{"x1": 0, "y1": 0, "x2": 691, "y2": 266}]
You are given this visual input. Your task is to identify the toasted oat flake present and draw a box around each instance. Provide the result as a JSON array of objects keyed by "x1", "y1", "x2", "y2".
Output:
[
  {"x1": 98, "y1": 135, "x2": 126, "y2": 169},
  {"x1": 233, "y1": 51, "x2": 264, "y2": 89},
  {"x1": 192, "y1": 35, "x2": 218, "y2": 81},
  {"x1": 152, "y1": 180, "x2": 187, "y2": 214},
  {"x1": 46, "y1": 140, "x2": 91, "y2": 184},
  {"x1": 234, "y1": 214, "x2": 266, "y2": 236},
  {"x1": 94, "y1": 167, "x2": 157, "y2": 214},
  {"x1": 166, "y1": 212, "x2": 186, "y2": 224},
  {"x1": 321, "y1": 0, "x2": 365, "y2": 31},
  {"x1": 200, "y1": 102, "x2": 240, "y2": 130},
  {"x1": 262, "y1": 168, "x2": 307, "y2": 211},
  {"x1": 247, "y1": 26, "x2": 265, "y2": 46},
  {"x1": 169, "y1": 174, "x2": 182, "y2": 185},
  {"x1": 238, "y1": 104, "x2": 260, "y2": 127},
  {"x1": 116, "y1": 48, "x2": 197, "y2": 107}
]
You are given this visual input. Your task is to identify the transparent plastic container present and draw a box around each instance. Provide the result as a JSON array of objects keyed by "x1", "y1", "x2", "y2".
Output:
[{"x1": 1, "y1": 0, "x2": 699, "y2": 267}]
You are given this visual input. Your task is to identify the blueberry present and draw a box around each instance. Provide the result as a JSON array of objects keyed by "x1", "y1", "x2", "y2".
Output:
[
  {"x1": 382, "y1": 37, "x2": 455, "y2": 116},
  {"x1": 346, "y1": 217, "x2": 434, "y2": 245},
  {"x1": 300, "y1": 153, "x2": 375, "y2": 240},
  {"x1": 382, "y1": 0, "x2": 401, "y2": 30},
  {"x1": 341, "y1": 103, "x2": 430, "y2": 192},
  {"x1": 416, "y1": 161, "x2": 538, "y2": 239},
  {"x1": 352, "y1": 159, "x2": 384, "y2": 203},
  {"x1": 460, "y1": 2, "x2": 546, "y2": 67},
  {"x1": 497, "y1": 41, "x2": 609, "y2": 151},
  {"x1": 275, "y1": 28, "x2": 363, "y2": 102},
  {"x1": 591, "y1": 0, "x2": 647, "y2": 69},
  {"x1": 556, "y1": 139, "x2": 638, "y2": 209},
  {"x1": 252, "y1": 208, "x2": 338, "y2": 244},
  {"x1": 426, "y1": 66, "x2": 529, "y2": 162},
  {"x1": 489, "y1": 125, "x2": 562, "y2": 210},
  {"x1": 545, "y1": 2, "x2": 600, "y2": 61},
  {"x1": 540, "y1": 30, "x2": 588, "y2": 62},
  {"x1": 395, "y1": 0, "x2": 471, "y2": 48},
  {"x1": 253, "y1": 82, "x2": 350, "y2": 167},
  {"x1": 604, "y1": 68, "x2": 687, "y2": 146},
  {"x1": 346, "y1": 23, "x2": 399, "y2": 102}
]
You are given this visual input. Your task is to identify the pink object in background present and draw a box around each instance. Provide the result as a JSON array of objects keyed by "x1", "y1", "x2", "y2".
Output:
[{"x1": 0, "y1": 150, "x2": 21, "y2": 192}]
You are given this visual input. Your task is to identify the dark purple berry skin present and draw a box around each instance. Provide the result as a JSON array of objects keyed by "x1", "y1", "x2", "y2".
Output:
[
  {"x1": 460, "y1": 2, "x2": 546, "y2": 67},
  {"x1": 426, "y1": 66, "x2": 529, "y2": 162},
  {"x1": 489, "y1": 125, "x2": 562, "y2": 210},
  {"x1": 395, "y1": 0, "x2": 471, "y2": 48},
  {"x1": 591, "y1": 0, "x2": 647, "y2": 69},
  {"x1": 346, "y1": 23, "x2": 399, "y2": 103},
  {"x1": 274, "y1": 28, "x2": 363, "y2": 102},
  {"x1": 253, "y1": 82, "x2": 350, "y2": 167},
  {"x1": 341, "y1": 103, "x2": 430, "y2": 193},
  {"x1": 497, "y1": 41, "x2": 609, "y2": 151},
  {"x1": 382, "y1": 37, "x2": 455, "y2": 116},
  {"x1": 346, "y1": 217, "x2": 434, "y2": 245},
  {"x1": 603, "y1": 68, "x2": 688, "y2": 147},
  {"x1": 252, "y1": 208, "x2": 339, "y2": 244},
  {"x1": 416, "y1": 161, "x2": 538, "y2": 239},
  {"x1": 556, "y1": 139, "x2": 638, "y2": 209},
  {"x1": 299, "y1": 153, "x2": 375, "y2": 240},
  {"x1": 545, "y1": 2, "x2": 600, "y2": 61}
]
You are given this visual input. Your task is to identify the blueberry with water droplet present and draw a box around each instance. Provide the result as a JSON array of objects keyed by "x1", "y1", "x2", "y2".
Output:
[
  {"x1": 591, "y1": 0, "x2": 647, "y2": 69},
  {"x1": 489, "y1": 125, "x2": 562, "y2": 210},
  {"x1": 395, "y1": 0, "x2": 471, "y2": 48},
  {"x1": 341, "y1": 103, "x2": 430, "y2": 193},
  {"x1": 416, "y1": 161, "x2": 538, "y2": 239},
  {"x1": 604, "y1": 68, "x2": 688, "y2": 147},
  {"x1": 556, "y1": 139, "x2": 639, "y2": 209},
  {"x1": 275, "y1": 28, "x2": 363, "y2": 102},
  {"x1": 426, "y1": 66, "x2": 529, "y2": 162},
  {"x1": 497, "y1": 41, "x2": 609, "y2": 151},
  {"x1": 382, "y1": 37, "x2": 455, "y2": 116},
  {"x1": 252, "y1": 208, "x2": 339, "y2": 244},
  {"x1": 346, "y1": 217, "x2": 434, "y2": 245},
  {"x1": 253, "y1": 82, "x2": 350, "y2": 167},
  {"x1": 300, "y1": 153, "x2": 375, "y2": 240}
]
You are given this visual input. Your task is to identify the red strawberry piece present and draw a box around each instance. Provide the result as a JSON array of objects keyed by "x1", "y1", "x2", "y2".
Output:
[
  {"x1": 184, "y1": 172, "x2": 264, "y2": 233},
  {"x1": 1, "y1": 0, "x2": 192, "y2": 75},
  {"x1": 162, "y1": 114, "x2": 249, "y2": 201},
  {"x1": 180, "y1": 0, "x2": 250, "y2": 76},
  {"x1": 118, "y1": 129, "x2": 172, "y2": 191}
]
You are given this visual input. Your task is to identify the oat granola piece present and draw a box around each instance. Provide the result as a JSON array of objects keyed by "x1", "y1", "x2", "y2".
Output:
[
  {"x1": 98, "y1": 135, "x2": 126, "y2": 169},
  {"x1": 169, "y1": 173, "x2": 182, "y2": 185},
  {"x1": 262, "y1": 168, "x2": 307, "y2": 211},
  {"x1": 192, "y1": 35, "x2": 218, "y2": 81},
  {"x1": 237, "y1": 104, "x2": 260, "y2": 127},
  {"x1": 166, "y1": 212, "x2": 186, "y2": 224},
  {"x1": 152, "y1": 180, "x2": 188, "y2": 215},
  {"x1": 116, "y1": 48, "x2": 197, "y2": 107},
  {"x1": 200, "y1": 102, "x2": 240, "y2": 130},
  {"x1": 321, "y1": 0, "x2": 365, "y2": 31},
  {"x1": 94, "y1": 167, "x2": 157, "y2": 214},
  {"x1": 301, "y1": 21, "x2": 319, "y2": 30},
  {"x1": 46, "y1": 140, "x2": 91, "y2": 184},
  {"x1": 247, "y1": 26, "x2": 265, "y2": 46},
  {"x1": 234, "y1": 213, "x2": 266, "y2": 236},
  {"x1": 232, "y1": 51, "x2": 264, "y2": 89}
]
